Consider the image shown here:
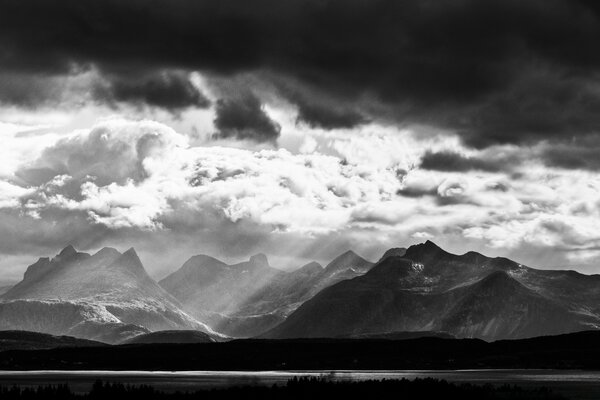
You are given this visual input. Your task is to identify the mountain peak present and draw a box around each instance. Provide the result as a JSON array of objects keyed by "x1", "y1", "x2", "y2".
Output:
[
  {"x1": 122, "y1": 247, "x2": 140, "y2": 260},
  {"x1": 94, "y1": 247, "x2": 122, "y2": 259},
  {"x1": 112, "y1": 248, "x2": 147, "y2": 276},
  {"x1": 325, "y1": 250, "x2": 372, "y2": 273},
  {"x1": 249, "y1": 253, "x2": 269, "y2": 268},
  {"x1": 404, "y1": 240, "x2": 446, "y2": 261},
  {"x1": 58, "y1": 245, "x2": 77, "y2": 258},
  {"x1": 423, "y1": 240, "x2": 441, "y2": 249},
  {"x1": 340, "y1": 250, "x2": 359, "y2": 258}
]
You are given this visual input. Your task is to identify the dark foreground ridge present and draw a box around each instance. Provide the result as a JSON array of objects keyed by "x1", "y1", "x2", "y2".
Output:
[
  {"x1": 0, "y1": 378, "x2": 565, "y2": 400},
  {"x1": 3, "y1": 330, "x2": 600, "y2": 370},
  {"x1": 0, "y1": 331, "x2": 105, "y2": 352}
]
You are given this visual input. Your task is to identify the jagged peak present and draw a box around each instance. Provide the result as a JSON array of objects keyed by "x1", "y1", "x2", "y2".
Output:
[
  {"x1": 122, "y1": 247, "x2": 139, "y2": 259},
  {"x1": 101, "y1": 247, "x2": 155, "y2": 281},
  {"x1": 112, "y1": 247, "x2": 145, "y2": 273},
  {"x1": 249, "y1": 253, "x2": 269, "y2": 268}
]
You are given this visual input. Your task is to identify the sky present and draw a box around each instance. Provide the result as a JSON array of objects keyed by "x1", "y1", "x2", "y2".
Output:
[{"x1": 1, "y1": 0, "x2": 600, "y2": 280}]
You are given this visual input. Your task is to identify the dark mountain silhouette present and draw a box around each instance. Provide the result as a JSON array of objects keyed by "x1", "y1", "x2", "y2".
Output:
[
  {"x1": 265, "y1": 241, "x2": 600, "y2": 340},
  {"x1": 0, "y1": 246, "x2": 218, "y2": 343},
  {"x1": 122, "y1": 329, "x2": 216, "y2": 344},
  {"x1": 6, "y1": 330, "x2": 600, "y2": 371},
  {"x1": 0, "y1": 330, "x2": 105, "y2": 352},
  {"x1": 160, "y1": 250, "x2": 373, "y2": 337}
]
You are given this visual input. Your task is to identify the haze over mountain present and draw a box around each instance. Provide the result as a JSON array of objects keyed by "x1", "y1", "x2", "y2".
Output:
[
  {"x1": 265, "y1": 241, "x2": 600, "y2": 341},
  {"x1": 0, "y1": 246, "x2": 217, "y2": 343},
  {"x1": 160, "y1": 250, "x2": 374, "y2": 337},
  {"x1": 5, "y1": 240, "x2": 600, "y2": 343}
]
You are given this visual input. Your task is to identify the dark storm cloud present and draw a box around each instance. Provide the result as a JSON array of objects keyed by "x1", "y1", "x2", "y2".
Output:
[
  {"x1": 213, "y1": 93, "x2": 281, "y2": 142},
  {"x1": 294, "y1": 96, "x2": 367, "y2": 130},
  {"x1": 93, "y1": 71, "x2": 211, "y2": 111},
  {"x1": 396, "y1": 187, "x2": 437, "y2": 198},
  {"x1": 0, "y1": 72, "x2": 66, "y2": 108},
  {"x1": 540, "y1": 139, "x2": 600, "y2": 170},
  {"x1": 420, "y1": 151, "x2": 505, "y2": 172},
  {"x1": 1, "y1": 0, "x2": 600, "y2": 149}
]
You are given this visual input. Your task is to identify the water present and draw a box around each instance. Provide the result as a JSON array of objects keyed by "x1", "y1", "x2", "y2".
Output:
[{"x1": 0, "y1": 370, "x2": 599, "y2": 399}]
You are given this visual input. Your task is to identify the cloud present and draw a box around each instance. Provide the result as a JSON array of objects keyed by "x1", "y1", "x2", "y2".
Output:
[
  {"x1": 93, "y1": 71, "x2": 211, "y2": 111},
  {"x1": 295, "y1": 100, "x2": 367, "y2": 130},
  {"x1": 419, "y1": 150, "x2": 506, "y2": 172},
  {"x1": 538, "y1": 138, "x2": 600, "y2": 170},
  {"x1": 0, "y1": 0, "x2": 599, "y2": 149},
  {"x1": 1, "y1": 118, "x2": 600, "y2": 275},
  {"x1": 17, "y1": 119, "x2": 188, "y2": 186},
  {"x1": 213, "y1": 93, "x2": 281, "y2": 142}
]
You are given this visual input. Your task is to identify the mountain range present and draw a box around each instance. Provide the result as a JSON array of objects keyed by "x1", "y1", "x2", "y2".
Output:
[
  {"x1": 0, "y1": 246, "x2": 217, "y2": 343},
  {"x1": 159, "y1": 250, "x2": 374, "y2": 337},
  {"x1": 1, "y1": 240, "x2": 600, "y2": 343},
  {"x1": 264, "y1": 241, "x2": 600, "y2": 340}
]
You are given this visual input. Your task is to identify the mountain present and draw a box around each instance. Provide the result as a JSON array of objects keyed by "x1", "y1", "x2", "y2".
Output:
[
  {"x1": 265, "y1": 241, "x2": 600, "y2": 340},
  {"x1": 8, "y1": 330, "x2": 600, "y2": 371},
  {"x1": 0, "y1": 285, "x2": 12, "y2": 295},
  {"x1": 0, "y1": 330, "x2": 105, "y2": 352},
  {"x1": 377, "y1": 247, "x2": 407, "y2": 262},
  {"x1": 0, "y1": 246, "x2": 218, "y2": 343},
  {"x1": 160, "y1": 250, "x2": 374, "y2": 337},
  {"x1": 159, "y1": 253, "x2": 284, "y2": 336},
  {"x1": 122, "y1": 330, "x2": 216, "y2": 344}
]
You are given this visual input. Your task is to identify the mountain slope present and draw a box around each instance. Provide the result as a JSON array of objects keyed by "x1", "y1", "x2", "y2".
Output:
[
  {"x1": 265, "y1": 242, "x2": 600, "y2": 340},
  {"x1": 160, "y1": 250, "x2": 374, "y2": 337},
  {"x1": 0, "y1": 246, "x2": 217, "y2": 343}
]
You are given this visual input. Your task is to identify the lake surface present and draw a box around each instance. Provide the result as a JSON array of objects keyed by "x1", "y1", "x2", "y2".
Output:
[{"x1": 0, "y1": 370, "x2": 599, "y2": 399}]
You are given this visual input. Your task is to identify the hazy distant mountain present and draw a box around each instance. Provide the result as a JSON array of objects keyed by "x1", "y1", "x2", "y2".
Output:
[
  {"x1": 265, "y1": 241, "x2": 600, "y2": 340},
  {"x1": 159, "y1": 253, "x2": 284, "y2": 336},
  {"x1": 0, "y1": 330, "x2": 104, "y2": 352},
  {"x1": 0, "y1": 246, "x2": 217, "y2": 343},
  {"x1": 122, "y1": 330, "x2": 216, "y2": 344},
  {"x1": 160, "y1": 250, "x2": 374, "y2": 337}
]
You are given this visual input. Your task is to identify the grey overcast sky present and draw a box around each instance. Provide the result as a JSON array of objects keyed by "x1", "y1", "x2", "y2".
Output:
[{"x1": 1, "y1": 0, "x2": 600, "y2": 279}]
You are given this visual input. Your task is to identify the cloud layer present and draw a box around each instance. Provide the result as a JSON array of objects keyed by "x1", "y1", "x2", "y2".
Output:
[
  {"x1": 1, "y1": 1, "x2": 600, "y2": 277},
  {"x1": 1, "y1": 0, "x2": 600, "y2": 152},
  {"x1": 0, "y1": 119, "x2": 599, "y2": 277}
]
